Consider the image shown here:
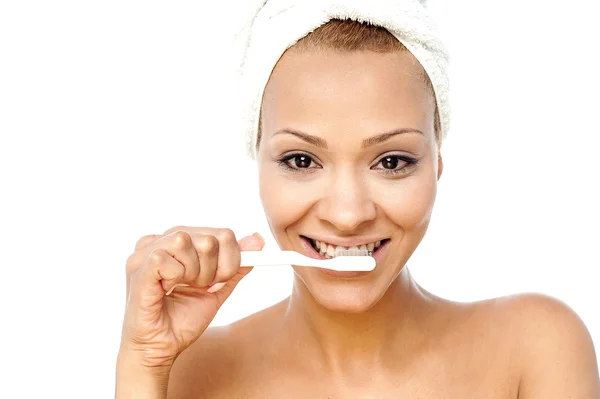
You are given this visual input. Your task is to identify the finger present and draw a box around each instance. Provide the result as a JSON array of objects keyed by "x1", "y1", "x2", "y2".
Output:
[
  {"x1": 238, "y1": 233, "x2": 265, "y2": 251},
  {"x1": 163, "y1": 230, "x2": 201, "y2": 284},
  {"x1": 207, "y1": 233, "x2": 264, "y2": 295},
  {"x1": 134, "y1": 234, "x2": 161, "y2": 251},
  {"x1": 195, "y1": 234, "x2": 219, "y2": 287},
  {"x1": 126, "y1": 236, "x2": 161, "y2": 299},
  {"x1": 127, "y1": 231, "x2": 200, "y2": 286},
  {"x1": 130, "y1": 248, "x2": 186, "y2": 305},
  {"x1": 165, "y1": 283, "x2": 190, "y2": 296},
  {"x1": 163, "y1": 225, "x2": 223, "y2": 237},
  {"x1": 210, "y1": 229, "x2": 241, "y2": 285},
  {"x1": 209, "y1": 263, "x2": 254, "y2": 299},
  {"x1": 235, "y1": 233, "x2": 264, "y2": 275},
  {"x1": 129, "y1": 231, "x2": 204, "y2": 301}
]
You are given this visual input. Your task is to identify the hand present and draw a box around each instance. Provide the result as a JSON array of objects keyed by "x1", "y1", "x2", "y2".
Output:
[{"x1": 119, "y1": 226, "x2": 264, "y2": 370}]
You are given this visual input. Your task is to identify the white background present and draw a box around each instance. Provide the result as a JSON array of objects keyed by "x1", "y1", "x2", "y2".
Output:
[{"x1": 1, "y1": 0, "x2": 598, "y2": 397}]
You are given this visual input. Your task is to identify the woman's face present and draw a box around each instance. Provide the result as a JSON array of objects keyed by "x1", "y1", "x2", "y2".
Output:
[{"x1": 257, "y1": 46, "x2": 442, "y2": 312}]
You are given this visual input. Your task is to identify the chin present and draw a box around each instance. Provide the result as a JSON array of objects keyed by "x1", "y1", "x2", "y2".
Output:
[{"x1": 293, "y1": 268, "x2": 391, "y2": 313}]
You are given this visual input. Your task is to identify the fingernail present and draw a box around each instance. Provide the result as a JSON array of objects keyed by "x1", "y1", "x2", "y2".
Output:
[
  {"x1": 248, "y1": 233, "x2": 265, "y2": 249},
  {"x1": 165, "y1": 283, "x2": 190, "y2": 296},
  {"x1": 207, "y1": 282, "x2": 226, "y2": 293}
]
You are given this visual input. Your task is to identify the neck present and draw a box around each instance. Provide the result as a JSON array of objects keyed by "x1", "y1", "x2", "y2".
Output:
[{"x1": 281, "y1": 267, "x2": 435, "y2": 376}]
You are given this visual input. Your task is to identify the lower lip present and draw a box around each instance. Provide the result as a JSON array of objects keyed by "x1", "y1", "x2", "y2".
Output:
[{"x1": 299, "y1": 236, "x2": 389, "y2": 279}]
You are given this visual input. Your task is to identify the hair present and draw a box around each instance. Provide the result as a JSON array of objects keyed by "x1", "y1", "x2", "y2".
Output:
[{"x1": 256, "y1": 18, "x2": 441, "y2": 152}]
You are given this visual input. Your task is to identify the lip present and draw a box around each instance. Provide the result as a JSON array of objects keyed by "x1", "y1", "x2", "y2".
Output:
[{"x1": 299, "y1": 236, "x2": 390, "y2": 279}]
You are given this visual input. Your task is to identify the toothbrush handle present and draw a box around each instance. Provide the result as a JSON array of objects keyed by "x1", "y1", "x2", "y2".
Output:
[{"x1": 240, "y1": 251, "x2": 292, "y2": 267}]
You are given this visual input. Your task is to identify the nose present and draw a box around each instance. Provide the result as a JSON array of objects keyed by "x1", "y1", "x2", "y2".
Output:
[{"x1": 316, "y1": 169, "x2": 377, "y2": 232}]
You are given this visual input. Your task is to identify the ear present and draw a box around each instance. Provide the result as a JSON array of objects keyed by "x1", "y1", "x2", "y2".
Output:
[{"x1": 437, "y1": 152, "x2": 444, "y2": 180}]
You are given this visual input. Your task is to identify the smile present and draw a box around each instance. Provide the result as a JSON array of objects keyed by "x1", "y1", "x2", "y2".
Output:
[{"x1": 302, "y1": 236, "x2": 390, "y2": 259}]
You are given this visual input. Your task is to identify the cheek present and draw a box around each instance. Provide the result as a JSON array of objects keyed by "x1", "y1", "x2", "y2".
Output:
[
  {"x1": 258, "y1": 169, "x2": 321, "y2": 232},
  {"x1": 374, "y1": 171, "x2": 437, "y2": 230}
]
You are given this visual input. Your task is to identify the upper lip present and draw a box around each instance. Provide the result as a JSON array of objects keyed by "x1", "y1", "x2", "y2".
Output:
[{"x1": 302, "y1": 235, "x2": 389, "y2": 247}]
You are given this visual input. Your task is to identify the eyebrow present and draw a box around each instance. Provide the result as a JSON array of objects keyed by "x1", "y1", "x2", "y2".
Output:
[{"x1": 273, "y1": 128, "x2": 423, "y2": 149}]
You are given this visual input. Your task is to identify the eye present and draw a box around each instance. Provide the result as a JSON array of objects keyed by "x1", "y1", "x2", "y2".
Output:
[
  {"x1": 291, "y1": 154, "x2": 313, "y2": 168},
  {"x1": 380, "y1": 156, "x2": 403, "y2": 170},
  {"x1": 277, "y1": 152, "x2": 320, "y2": 171},
  {"x1": 372, "y1": 154, "x2": 418, "y2": 176}
]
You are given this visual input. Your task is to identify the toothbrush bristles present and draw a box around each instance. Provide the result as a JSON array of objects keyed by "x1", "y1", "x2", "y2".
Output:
[{"x1": 334, "y1": 249, "x2": 372, "y2": 257}]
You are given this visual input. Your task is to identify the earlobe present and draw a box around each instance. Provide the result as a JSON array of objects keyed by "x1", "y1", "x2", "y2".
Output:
[{"x1": 437, "y1": 153, "x2": 444, "y2": 180}]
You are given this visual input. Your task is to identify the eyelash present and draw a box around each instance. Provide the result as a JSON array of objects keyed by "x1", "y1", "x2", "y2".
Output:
[
  {"x1": 276, "y1": 153, "x2": 319, "y2": 174},
  {"x1": 275, "y1": 152, "x2": 419, "y2": 176}
]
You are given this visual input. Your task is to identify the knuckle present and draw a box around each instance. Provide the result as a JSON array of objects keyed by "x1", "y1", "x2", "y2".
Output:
[
  {"x1": 197, "y1": 235, "x2": 219, "y2": 254},
  {"x1": 170, "y1": 230, "x2": 193, "y2": 250},
  {"x1": 216, "y1": 228, "x2": 236, "y2": 244},
  {"x1": 148, "y1": 248, "x2": 168, "y2": 265},
  {"x1": 125, "y1": 252, "x2": 141, "y2": 275},
  {"x1": 219, "y1": 265, "x2": 238, "y2": 281},
  {"x1": 134, "y1": 234, "x2": 159, "y2": 251}
]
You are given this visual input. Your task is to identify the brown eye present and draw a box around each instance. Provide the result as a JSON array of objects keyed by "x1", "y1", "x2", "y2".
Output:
[
  {"x1": 277, "y1": 153, "x2": 320, "y2": 172},
  {"x1": 294, "y1": 155, "x2": 312, "y2": 168},
  {"x1": 381, "y1": 156, "x2": 399, "y2": 170},
  {"x1": 372, "y1": 154, "x2": 418, "y2": 176}
]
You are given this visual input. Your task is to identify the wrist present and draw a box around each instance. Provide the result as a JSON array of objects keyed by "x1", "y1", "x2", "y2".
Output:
[{"x1": 115, "y1": 350, "x2": 171, "y2": 399}]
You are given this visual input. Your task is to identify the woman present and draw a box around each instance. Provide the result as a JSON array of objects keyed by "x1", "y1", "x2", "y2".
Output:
[{"x1": 116, "y1": 2, "x2": 600, "y2": 398}]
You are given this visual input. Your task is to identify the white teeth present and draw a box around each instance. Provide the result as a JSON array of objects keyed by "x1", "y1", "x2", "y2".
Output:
[
  {"x1": 311, "y1": 238, "x2": 385, "y2": 256},
  {"x1": 326, "y1": 244, "x2": 335, "y2": 257}
]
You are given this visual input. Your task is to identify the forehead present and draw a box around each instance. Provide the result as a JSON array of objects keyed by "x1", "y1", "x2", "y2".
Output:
[{"x1": 261, "y1": 48, "x2": 435, "y2": 135}]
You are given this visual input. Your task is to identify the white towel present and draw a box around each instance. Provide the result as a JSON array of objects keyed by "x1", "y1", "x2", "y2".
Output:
[{"x1": 232, "y1": 0, "x2": 450, "y2": 159}]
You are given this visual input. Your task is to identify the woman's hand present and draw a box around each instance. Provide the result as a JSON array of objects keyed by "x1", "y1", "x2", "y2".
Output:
[{"x1": 118, "y1": 227, "x2": 264, "y2": 370}]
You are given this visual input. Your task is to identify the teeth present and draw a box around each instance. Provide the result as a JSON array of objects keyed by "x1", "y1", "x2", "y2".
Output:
[
  {"x1": 311, "y1": 239, "x2": 385, "y2": 256},
  {"x1": 326, "y1": 244, "x2": 335, "y2": 257}
]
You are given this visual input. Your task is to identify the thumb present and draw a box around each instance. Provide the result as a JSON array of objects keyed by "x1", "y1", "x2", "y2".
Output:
[
  {"x1": 238, "y1": 232, "x2": 265, "y2": 251},
  {"x1": 206, "y1": 232, "x2": 264, "y2": 299}
]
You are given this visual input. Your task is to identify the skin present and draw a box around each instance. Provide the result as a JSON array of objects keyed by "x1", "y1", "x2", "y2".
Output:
[{"x1": 162, "y1": 47, "x2": 600, "y2": 397}]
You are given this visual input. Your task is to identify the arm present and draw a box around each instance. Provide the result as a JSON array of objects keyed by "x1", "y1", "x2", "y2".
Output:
[
  {"x1": 115, "y1": 350, "x2": 171, "y2": 399},
  {"x1": 515, "y1": 294, "x2": 600, "y2": 398},
  {"x1": 166, "y1": 326, "x2": 232, "y2": 399}
]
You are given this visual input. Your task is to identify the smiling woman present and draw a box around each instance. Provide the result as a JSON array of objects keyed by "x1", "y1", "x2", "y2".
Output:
[
  {"x1": 115, "y1": 1, "x2": 600, "y2": 398},
  {"x1": 257, "y1": 40, "x2": 442, "y2": 313}
]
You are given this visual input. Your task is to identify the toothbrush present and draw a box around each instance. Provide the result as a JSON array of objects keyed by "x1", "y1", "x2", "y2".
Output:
[
  {"x1": 240, "y1": 249, "x2": 376, "y2": 272},
  {"x1": 165, "y1": 250, "x2": 376, "y2": 295}
]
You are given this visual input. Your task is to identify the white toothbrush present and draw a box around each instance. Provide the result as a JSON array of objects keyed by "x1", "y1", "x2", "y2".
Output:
[
  {"x1": 240, "y1": 250, "x2": 376, "y2": 272},
  {"x1": 164, "y1": 250, "x2": 377, "y2": 295}
]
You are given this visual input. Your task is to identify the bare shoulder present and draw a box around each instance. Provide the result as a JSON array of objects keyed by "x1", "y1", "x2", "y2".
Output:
[
  {"x1": 490, "y1": 293, "x2": 600, "y2": 398},
  {"x1": 167, "y1": 300, "x2": 287, "y2": 399}
]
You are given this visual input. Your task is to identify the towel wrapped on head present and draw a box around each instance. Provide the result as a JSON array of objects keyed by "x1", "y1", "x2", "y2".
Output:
[{"x1": 232, "y1": 0, "x2": 450, "y2": 159}]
